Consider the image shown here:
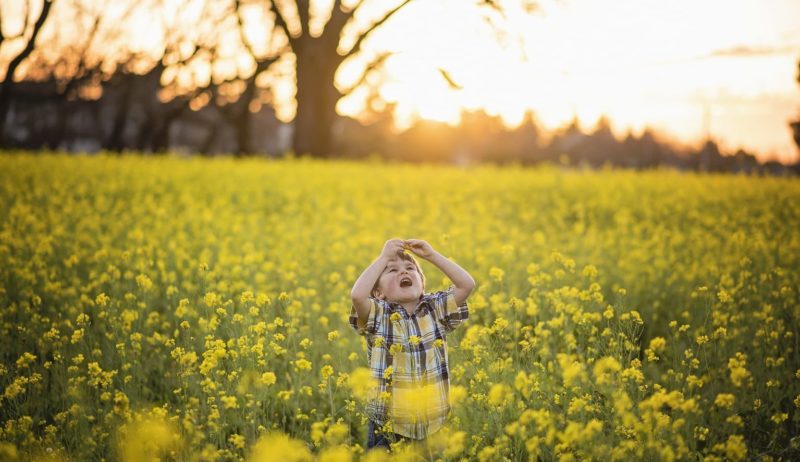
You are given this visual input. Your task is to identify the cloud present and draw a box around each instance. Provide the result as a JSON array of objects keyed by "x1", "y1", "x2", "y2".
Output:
[{"x1": 707, "y1": 44, "x2": 799, "y2": 58}]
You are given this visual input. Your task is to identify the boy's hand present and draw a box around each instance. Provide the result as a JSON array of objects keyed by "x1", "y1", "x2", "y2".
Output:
[
  {"x1": 380, "y1": 239, "x2": 406, "y2": 260},
  {"x1": 403, "y1": 239, "x2": 436, "y2": 260}
]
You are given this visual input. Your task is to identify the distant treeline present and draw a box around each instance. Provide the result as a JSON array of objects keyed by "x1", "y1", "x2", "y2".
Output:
[
  {"x1": 2, "y1": 0, "x2": 798, "y2": 174},
  {"x1": 337, "y1": 111, "x2": 800, "y2": 175},
  {"x1": 3, "y1": 77, "x2": 799, "y2": 176}
]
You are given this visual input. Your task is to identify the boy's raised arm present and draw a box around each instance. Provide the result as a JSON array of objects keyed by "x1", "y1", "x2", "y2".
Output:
[
  {"x1": 350, "y1": 239, "x2": 404, "y2": 322},
  {"x1": 405, "y1": 239, "x2": 475, "y2": 306}
]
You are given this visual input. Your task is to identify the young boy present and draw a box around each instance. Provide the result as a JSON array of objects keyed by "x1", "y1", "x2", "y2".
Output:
[{"x1": 349, "y1": 238, "x2": 475, "y2": 451}]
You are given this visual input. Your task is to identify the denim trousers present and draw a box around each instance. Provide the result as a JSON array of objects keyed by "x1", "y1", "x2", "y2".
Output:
[{"x1": 366, "y1": 420, "x2": 414, "y2": 450}]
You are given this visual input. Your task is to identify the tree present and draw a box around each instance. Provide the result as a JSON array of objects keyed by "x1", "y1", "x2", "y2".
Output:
[
  {"x1": 241, "y1": 0, "x2": 541, "y2": 158},
  {"x1": 211, "y1": 2, "x2": 286, "y2": 155},
  {"x1": 16, "y1": 0, "x2": 137, "y2": 149},
  {"x1": 791, "y1": 59, "x2": 800, "y2": 150},
  {"x1": 234, "y1": 0, "x2": 414, "y2": 158},
  {"x1": 0, "y1": 0, "x2": 54, "y2": 142}
]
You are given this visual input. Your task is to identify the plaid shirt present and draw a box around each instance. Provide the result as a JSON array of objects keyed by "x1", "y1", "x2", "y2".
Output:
[{"x1": 349, "y1": 286, "x2": 469, "y2": 439}]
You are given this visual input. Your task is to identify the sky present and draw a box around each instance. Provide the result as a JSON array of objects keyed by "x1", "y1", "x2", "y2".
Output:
[
  {"x1": 336, "y1": 0, "x2": 800, "y2": 163},
  {"x1": 4, "y1": 0, "x2": 798, "y2": 163}
]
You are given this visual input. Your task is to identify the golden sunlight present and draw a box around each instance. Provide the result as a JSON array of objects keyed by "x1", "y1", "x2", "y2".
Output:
[{"x1": 337, "y1": 0, "x2": 800, "y2": 163}]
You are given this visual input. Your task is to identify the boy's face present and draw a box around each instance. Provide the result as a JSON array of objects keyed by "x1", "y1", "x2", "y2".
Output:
[{"x1": 373, "y1": 256, "x2": 424, "y2": 303}]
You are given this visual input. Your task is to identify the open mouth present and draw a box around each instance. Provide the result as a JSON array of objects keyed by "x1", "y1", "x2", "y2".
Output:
[{"x1": 400, "y1": 277, "x2": 413, "y2": 288}]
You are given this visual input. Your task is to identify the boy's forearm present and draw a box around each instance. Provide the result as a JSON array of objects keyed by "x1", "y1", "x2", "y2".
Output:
[
  {"x1": 351, "y1": 255, "x2": 389, "y2": 299},
  {"x1": 426, "y1": 251, "x2": 475, "y2": 289}
]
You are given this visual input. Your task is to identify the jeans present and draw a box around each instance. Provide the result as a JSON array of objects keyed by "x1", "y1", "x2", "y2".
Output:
[{"x1": 366, "y1": 420, "x2": 413, "y2": 450}]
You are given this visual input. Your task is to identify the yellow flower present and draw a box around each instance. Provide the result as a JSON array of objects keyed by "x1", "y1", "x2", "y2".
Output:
[
  {"x1": 390, "y1": 312, "x2": 401, "y2": 323},
  {"x1": 229, "y1": 433, "x2": 246, "y2": 449},
  {"x1": 444, "y1": 430, "x2": 467, "y2": 458},
  {"x1": 347, "y1": 367, "x2": 377, "y2": 400},
  {"x1": 204, "y1": 292, "x2": 218, "y2": 307},
  {"x1": 240, "y1": 291, "x2": 254, "y2": 303},
  {"x1": 15, "y1": 352, "x2": 36, "y2": 369},
  {"x1": 478, "y1": 445, "x2": 497, "y2": 462},
  {"x1": 727, "y1": 352, "x2": 750, "y2": 387},
  {"x1": 449, "y1": 385, "x2": 467, "y2": 407},
  {"x1": 694, "y1": 426, "x2": 709, "y2": 441},
  {"x1": 489, "y1": 267, "x2": 505, "y2": 282},
  {"x1": 714, "y1": 393, "x2": 735, "y2": 409},
  {"x1": 95, "y1": 292, "x2": 110, "y2": 306},
  {"x1": 603, "y1": 306, "x2": 614, "y2": 319},
  {"x1": 221, "y1": 395, "x2": 238, "y2": 409},
  {"x1": 320, "y1": 365, "x2": 334, "y2": 380},
  {"x1": 686, "y1": 375, "x2": 705, "y2": 389},
  {"x1": 256, "y1": 293, "x2": 271, "y2": 306},
  {"x1": 327, "y1": 330, "x2": 339, "y2": 342},
  {"x1": 383, "y1": 366, "x2": 393, "y2": 380},
  {"x1": 488, "y1": 383, "x2": 512, "y2": 407},
  {"x1": 593, "y1": 356, "x2": 621, "y2": 386},
  {"x1": 294, "y1": 359, "x2": 312, "y2": 372},
  {"x1": 582, "y1": 265, "x2": 598, "y2": 278},
  {"x1": 717, "y1": 289, "x2": 732, "y2": 303},
  {"x1": 135, "y1": 274, "x2": 153, "y2": 291},
  {"x1": 261, "y1": 372, "x2": 277, "y2": 385},
  {"x1": 318, "y1": 446, "x2": 351, "y2": 462},
  {"x1": 408, "y1": 335, "x2": 421, "y2": 345},
  {"x1": 649, "y1": 337, "x2": 666, "y2": 352},
  {"x1": 248, "y1": 432, "x2": 312, "y2": 462},
  {"x1": 771, "y1": 413, "x2": 788, "y2": 425},
  {"x1": 722, "y1": 434, "x2": 747, "y2": 461},
  {"x1": 726, "y1": 415, "x2": 743, "y2": 427},
  {"x1": 119, "y1": 413, "x2": 181, "y2": 462},
  {"x1": 71, "y1": 329, "x2": 84, "y2": 344},
  {"x1": 558, "y1": 353, "x2": 586, "y2": 386}
]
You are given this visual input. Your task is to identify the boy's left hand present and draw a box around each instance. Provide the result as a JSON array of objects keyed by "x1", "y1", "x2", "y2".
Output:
[{"x1": 403, "y1": 239, "x2": 436, "y2": 260}]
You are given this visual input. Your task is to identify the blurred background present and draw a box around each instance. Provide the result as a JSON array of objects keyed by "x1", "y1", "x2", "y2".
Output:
[{"x1": 1, "y1": 0, "x2": 799, "y2": 173}]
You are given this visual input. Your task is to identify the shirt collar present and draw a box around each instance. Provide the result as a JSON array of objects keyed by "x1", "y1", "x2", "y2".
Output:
[{"x1": 386, "y1": 293, "x2": 432, "y2": 315}]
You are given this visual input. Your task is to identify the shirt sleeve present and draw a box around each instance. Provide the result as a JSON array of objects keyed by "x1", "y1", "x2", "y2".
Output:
[
  {"x1": 429, "y1": 286, "x2": 469, "y2": 333},
  {"x1": 349, "y1": 297, "x2": 383, "y2": 336}
]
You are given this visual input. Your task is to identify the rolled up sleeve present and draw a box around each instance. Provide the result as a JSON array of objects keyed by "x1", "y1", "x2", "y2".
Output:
[
  {"x1": 349, "y1": 297, "x2": 383, "y2": 336},
  {"x1": 429, "y1": 286, "x2": 469, "y2": 333}
]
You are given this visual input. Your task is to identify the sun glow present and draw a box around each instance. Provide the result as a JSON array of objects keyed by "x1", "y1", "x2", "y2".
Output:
[{"x1": 336, "y1": 0, "x2": 800, "y2": 162}]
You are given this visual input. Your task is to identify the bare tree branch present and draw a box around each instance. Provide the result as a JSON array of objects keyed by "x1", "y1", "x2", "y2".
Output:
[
  {"x1": 339, "y1": 50, "x2": 392, "y2": 97},
  {"x1": 296, "y1": 0, "x2": 309, "y2": 37},
  {"x1": 323, "y1": 0, "x2": 353, "y2": 41},
  {"x1": 0, "y1": 0, "x2": 55, "y2": 140},
  {"x1": 266, "y1": 0, "x2": 295, "y2": 48},
  {"x1": 343, "y1": 0, "x2": 413, "y2": 59},
  {"x1": 1, "y1": 0, "x2": 53, "y2": 85}
]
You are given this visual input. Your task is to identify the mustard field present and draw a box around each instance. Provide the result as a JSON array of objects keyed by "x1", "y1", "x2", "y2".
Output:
[{"x1": 1, "y1": 153, "x2": 798, "y2": 461}]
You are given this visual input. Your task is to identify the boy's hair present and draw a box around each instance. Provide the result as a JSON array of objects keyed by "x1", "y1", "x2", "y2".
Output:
[{"x1": 371, "y1": 252, "x2": 426, "y2": 298}]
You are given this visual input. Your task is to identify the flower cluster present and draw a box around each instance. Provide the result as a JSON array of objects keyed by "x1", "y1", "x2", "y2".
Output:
[{"x1": 0, "y1": 153, "x2": 798, "y2": 461}]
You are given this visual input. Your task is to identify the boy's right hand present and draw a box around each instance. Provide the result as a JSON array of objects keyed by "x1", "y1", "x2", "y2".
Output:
[{"x1": 380, "y1": 239, "x2": 406, "y2": 260}]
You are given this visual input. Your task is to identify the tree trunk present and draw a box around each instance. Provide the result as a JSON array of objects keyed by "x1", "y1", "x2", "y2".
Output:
[
  {"x1": 0, "y1": 0, "x2": 54, "y2": 144},
  {"x1": 292, "y1": 46, "x2": 342, "y2": 158}
]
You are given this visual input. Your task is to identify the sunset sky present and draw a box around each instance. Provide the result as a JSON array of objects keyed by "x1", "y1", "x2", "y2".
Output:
[
  {"x1": 335, "y1": 0, "x2": 800, "y2": 163},
  {"x1": 5, "y1": 0, "x2": 799, "y2": 162}
]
